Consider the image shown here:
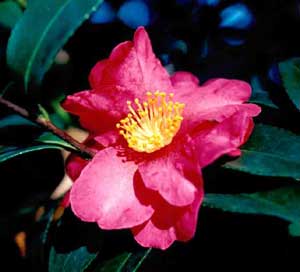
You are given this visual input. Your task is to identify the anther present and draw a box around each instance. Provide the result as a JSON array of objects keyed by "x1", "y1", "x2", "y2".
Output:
[{"x1": 116, "y1": 91, "x2": 184, "y2": 153}]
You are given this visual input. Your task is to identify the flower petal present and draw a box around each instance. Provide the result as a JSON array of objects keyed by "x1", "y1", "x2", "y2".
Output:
[
  {"x1": 131, "y1": 193, "x2": 180, "y2": 250},
  {"x1": 92, "y1": 41, "x2": 143, "y2": 93},
  {"x1": 171, "y1": 76, "x2": 260, "y2": 136},
  {"x1": 70, "y1": 147, "x2": 154, "y2": 229},
  {"x1": 201, "y1": 78, "x2": 252, "y2": 102},
  {"x1": 66, "y1": 154, "x2": 89, "y2": 181},
  {"x1": 88, "y1": 27, "x2": 172, "y2": 107},
  {"x1": 175, "y1": 183, "x2": 204, "y2": 241},
  {"x1": 193, "y1": 110, "x2": 255, "y2": 168},
  {"x1": 173, "y1": 77, "x2": 260, "y2": 122},
  {"x1": 64, "y1": 28, "x2": 173, "y2": 134},
  {"x1": 65, "y1": 136, "x2": 102, "y2": 181},
  {"x1": 88, "y1": 59, "x2": 108, "y2": 90},
  {"x1": 132, "y1": 177, "x2": 203, "y2": 249},
  {"x1": 132, "y1": 220, "x2": 177, "y2": 250},
  {"x1": 93, "y1": 130, "x2": 120, "y2": 147},
  {"x1": 171, "y1": 71, "x2": 199, "y2": 89},
  {"x1": 138, "y1": 151, "x2": 198, "y2": 206},
  {"x1": 62, "y1": 90, "x2": 119, "y2": 133},
  {"x1": 133, "y1": 27, "x2": 172, "y2": 91}
]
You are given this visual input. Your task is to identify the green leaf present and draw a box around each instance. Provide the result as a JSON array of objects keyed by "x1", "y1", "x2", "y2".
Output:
[
  {"x1": 49, "y1": 246, "x2": 98, "y2": 272},
  {"x1": 128, "y1": 248, "x2": 152, "y2": 272},
  {"x1": 92, "y1": 249, "x2": 151, "y2": 272},
  {"x1": 0, "y1": 131, "x2": 77, "y2": 162},
  {"x1": 48, "y1": 208, "x2": 151, "y2": 272},
  {"x1": 288, "y1": 222, "x2": 300, "y2": 237},
  {"x1": 249, "y1": 76, "x2": 278, "y2": 109},
  {"x1": 51, "y1": 96, "x2": 72, "y2": 128},
  {"x1": 224, "y1": 124, "x2": 300, "y2": 179},
  {"x1": 97, "y1": 252, "x2": 132, "y2": 272},
  {"x1": 0, "y1": 112, "x2": 75, "y2": 147},
  {"x1": 279, "y1": 58, "x2": 300, "y2": 110},
  {"x1": 0, "y1": 0, "x2": 22, "y2": 29},
  {"x1": 0, "y1": 144, "x2": 63, "y2": 163},
  {"x1": 0, "y1": 114, "x2": 36, "y2": 128},
  {"x1": 0, "y1": 114, "x2": 76, "y2": 162},
  {"x1": 203, "y1": 186, "x2": 300, "y2": 236},
  {"x1": 36, "y1": 131, "x2": 75, "y2": 151},
  {"x1": 7, "y1": 0, "x2": 103, "y2": 91}
]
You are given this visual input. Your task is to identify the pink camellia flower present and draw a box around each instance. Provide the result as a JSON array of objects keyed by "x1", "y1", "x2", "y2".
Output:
[{"x1": 62, "y1": 27, "x2": 261, "y2": 250}]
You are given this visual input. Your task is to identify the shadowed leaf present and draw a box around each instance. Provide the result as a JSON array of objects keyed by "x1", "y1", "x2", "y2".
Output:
[
  {"x1": 7, "y1": 0, "x2": 103, "y2": 91},
  {"x1": 203, "y1": 186, "x2": 300, "y2": 236},
  {"x1": 279, "y1": 58, "x2": 300, "y2": 110},
  {"x1": 224, "y1": 124, "x2": 300, "y2": 179}
]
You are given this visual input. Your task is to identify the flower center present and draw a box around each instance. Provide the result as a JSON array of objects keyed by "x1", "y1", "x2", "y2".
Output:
[{"x1": 116, "y1": 91, "x2": 185, "y2": 153}]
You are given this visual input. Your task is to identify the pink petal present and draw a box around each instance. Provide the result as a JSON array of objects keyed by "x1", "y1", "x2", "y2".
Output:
[
  {"x1": 132, "y1": 220, "x2": 177, "y2": 250},
  {"x1": 65, "y1": 136, "x2": 102, "y2": 181},
  {"x1": 61, "y1": 191, "x2": 71, "y2": 207},
  {"x1": 93, "y1": 41, "x2": 143, "y2": 93},
  {"x1": 172, "y1": 77, "x2": 260, "y2": 129},
  {"x1": 63, "y1": 136, "x2": 102, "y2": 208},
  {"x1": 93, "y1": 130, "x2": 120, "y2": 147},
  {"x1": 195, "y1": 103, "x2": 261, "y2": 123},
  {"x1": 201, "y1": 78, "x2": 252, "y2": 102},
  {"x1": 88, "y1": 28, "x2": 172, "y2": 108},
  {"x1": 173, "y1": 75, "x2": 248, "y2": 104},
  {"x1": 70, "y1": 147, "x2": 154, "y2": 229},
  {"x1": 62, "y1": 90, "x2": 119, "y2": 133},
  {"x1": 64, "y1": 28, "x2": 174, "y2": 134},
  {"x1": 131, "y1": 193, "x2": 181, "y2": 250},
  {"x1": 227, "y1": 149, "x2": 242, "y2": 157},
  {"x1": 171, "y1": 71, "x2": 199, "y2": 88},
  {"x1": 65, "y1": 154, "x2": 89, "y2": 181},
  {"x1": 88, "y1": 59, "x2": 108, "y2": 90},
  {"x1": 193, "y1": 110, "x2": 255, "y2": 168},
  {"x1": 133, "y1": 27, "x2": 172, "y2": 91},
  {"x1": 132, "y1": 177, "x2": 204, "y2": 249},
  {"x1": 138, "y1": 151, "x2": 198, "y2": 206},
  {"x1": 175, "y1": 184, "x2": 204, "y2": 241}
]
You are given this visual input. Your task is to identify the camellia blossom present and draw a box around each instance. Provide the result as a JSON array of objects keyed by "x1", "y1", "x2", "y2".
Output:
[{"x1": 62, "y1": 27, "x2": 261, "y2": 250}]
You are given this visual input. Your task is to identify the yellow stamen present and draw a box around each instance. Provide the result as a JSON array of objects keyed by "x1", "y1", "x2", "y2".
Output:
[{"x1": 116, "y1": 91, "x2": 185, "y2": 153}]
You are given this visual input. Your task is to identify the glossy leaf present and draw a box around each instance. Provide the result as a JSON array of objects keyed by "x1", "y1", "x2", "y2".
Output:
[
  {"x1": 97, "y1": 252, "x2": 132, "y2": 272},
  {"x1": 0, "y1": 132, "x2": 75, "y2": 163},
  {"x1": 249, "y1": 76, "x2": 278, "y2": 109},
  {"x1": 7, "y1": 0, "x2": 104, "y2": 91},
  {"x1": 37, "y1": 132, "x2": 75, "y2": 151},
  {"x1": 49, "y1": 246, "x2": 97, "y2": 272},
  {"x1": 288, "y1": 222, "x2": 300, "y2": 237},
  {"x1": 0, "y1": 113, "x2": 76, "y2": 162},
  {"x1": 279, "y1": 58, "x2": 300, "y2": 110},
  {"x1": 48, "y1": 208, "x2": 151, "y2": 272},
  {"x1": 0, "y1": 145, "x2": 63, "y2": 163},
  {"x1": 203, "y1": 186, "x2": 300, "y2": 236},
  {"x1": 92, "y1": 248, "x2": 151, "y2": 272},
  {"x1": 0, "y1": 0, "x2": 22, "y2": 29},
  {"x1": 0, "y1": 114, "x2": 36, "y2": 128},
  {"x1": 224, "y1": 124, "x2": 300, "y2": 179}
]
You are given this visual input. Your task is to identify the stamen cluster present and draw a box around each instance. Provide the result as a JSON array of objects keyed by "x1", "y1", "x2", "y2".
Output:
[{"x1": 116, "y1": 91, "x2": 185, "y2": 153}]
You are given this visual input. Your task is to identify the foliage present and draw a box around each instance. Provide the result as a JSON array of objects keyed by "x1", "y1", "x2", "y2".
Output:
[
  {"x1": 6, "y1": 0, "x2": 104, "y2": 91},
  {"x1": 203, "y1": 186, "x2": 300, "y2": 236},
  {"x1": 224, "y1": 124, "x2": 300, "y2": 179}
]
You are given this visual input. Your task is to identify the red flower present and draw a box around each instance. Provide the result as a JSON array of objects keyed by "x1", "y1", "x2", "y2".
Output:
[{"x1": 62, "y1": 27, "x2": 260, "y2": 249}]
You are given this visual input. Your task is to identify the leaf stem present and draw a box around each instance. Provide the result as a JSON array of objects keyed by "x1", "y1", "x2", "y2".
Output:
[{"x1": 0, "y1": 96, "x2": 96, "y2": 158}]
